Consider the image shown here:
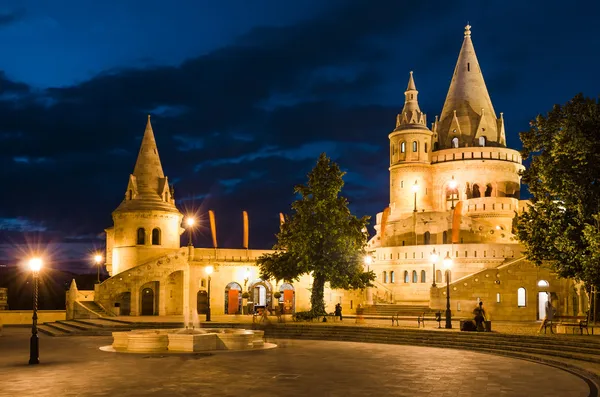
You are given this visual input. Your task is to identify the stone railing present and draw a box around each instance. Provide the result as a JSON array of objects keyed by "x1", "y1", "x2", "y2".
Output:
[{"x1": 431, "y1": 147, "x2": 522, "y2": 165}]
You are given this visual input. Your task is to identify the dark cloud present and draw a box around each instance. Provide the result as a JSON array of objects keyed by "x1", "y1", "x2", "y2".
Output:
[
  {"x1": 0, "y1": 9, "x2": 25, "y2": 27},
  {"x1": 0, "y1": 0, "x2": 599, "y2": 266}
]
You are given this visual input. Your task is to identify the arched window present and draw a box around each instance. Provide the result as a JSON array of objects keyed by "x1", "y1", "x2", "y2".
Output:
[
  {"x1": 517, "y1": 287, "x2": 526, "y2": 307},
  {"x1": 412, "y1": 270, "x2": 418, "y2": 283},
  {"x1": 424, "y1": 143, "x2": 428, "y2": 153},
  {"x1": 472, "y1": 184, "x2": 481, "y2": 198},
  {"x1": 451, "y1": 137, "x2": 459, "y2": 148},
  {"x1": 420, "y1": 270, "x2": 426, "y2": 283},
  {"x1": 412, "y1": 141, "x2": 418, "y2": 152},
  {"x1": 433, "y1": 142, "x2": 439, "y2": 151},
  {"x1": 383, "y1": 271, "x2": 388, "y2": 283},
  {"x1": 436, "y1": 270, "x2": 442, "y2": 283},
  {"x1": 390, "y1": 271, "x2": 395, "y2": 283},
  {"x1": 485, "y1": 184, "x2": 493, "y2": 197},
  {"x1": 136, "y1": 228, "x2": 145, "y2": 245},
  {"x1": 151, "y1": 228, "x2": 161, "y2": 245},
  {"x1": 537, "y1": 280, "x2": 549, "y2": 287},
  {"x1": 128, "y1": 190, "x2": 133, "y2": 200},
  {"x1": 404, "y1": 271, "x2": 409, "y2": 283},
  {"x1": 479, "y1": 136, "x2": 486, "y2": 146},
  {"x1": 443, "y1": 231, "x2": 448, "y2": 244},
  {"x1": 424, "y1": 231, "x2": 431, "y2": 245},
  {"x1": 401, "y1": 142, "x2": 406, "y2": 153}
]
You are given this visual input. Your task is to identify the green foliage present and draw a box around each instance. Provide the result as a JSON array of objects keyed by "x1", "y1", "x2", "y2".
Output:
[
  {"x1": 292, "y1": 311, "x2": 318, "y2": 322},
  {"x1": 517, "y1": 94, "x2": 600, "y2": 286},
  {"x1": 257, "y1": 153, "x2": 375, "y2": 315},
  {"x1": 273, "y1": 291, "x2": 282, "y2": 299}
]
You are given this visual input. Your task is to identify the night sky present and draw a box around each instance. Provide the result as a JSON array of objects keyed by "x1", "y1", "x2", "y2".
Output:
[{"x1": 1, "y1": 1, "x2": 599, "y2": 270}]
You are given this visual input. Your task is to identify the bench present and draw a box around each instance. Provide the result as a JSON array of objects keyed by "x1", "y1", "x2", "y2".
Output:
[
  {"x1": 541, "y1": 315, "x2": 590, "y2": 335},
  {"x1": 391, "y1": 312, "x2": 442, "y2": 328}
]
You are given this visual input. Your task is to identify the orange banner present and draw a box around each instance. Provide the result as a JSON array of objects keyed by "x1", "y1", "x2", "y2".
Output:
[
  {"x1": 209, "y1": 210, "x2": 217, "y2": 248},
  {"x1": 279, "y1": 212, "x2": 285, "y2": 225},
  {"x1": 243, "y1": 211, "x2": 249, "y2": 249}
]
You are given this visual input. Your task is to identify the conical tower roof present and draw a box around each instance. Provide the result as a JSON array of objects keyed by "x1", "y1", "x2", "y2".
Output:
[
  {"x1": 437, "y1": 25, "x2": 504, "y2": 147},
  {"x1": 114, "y1": 116, "x2": 180, "y2": 213},
  {"x1": 394, "y1": 71, "x2": 427, "y2": 131}
]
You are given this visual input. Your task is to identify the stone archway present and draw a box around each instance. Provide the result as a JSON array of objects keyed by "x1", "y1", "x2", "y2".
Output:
[
  {"x1": 248, "y1": 279, "x2": 273, "y2": 311},
  {"x1": 141, "y1": 287, "x2": 155, "y2": 316},
  {"x1": 279, "y1": 283, "x2": 295, "y2": 314},
  {"x1": 197, "y1": 290, "x2": 208, "y2": 315},
  {"x1": 225, "y1": 282, "x2": 242, "y2": 314}
]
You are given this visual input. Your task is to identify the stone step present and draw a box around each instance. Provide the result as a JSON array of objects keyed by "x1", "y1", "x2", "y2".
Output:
[
  {"x1": 44, "y1": 321, "x2": 82, "y2": 334},
  {"x1": 73, "y1": 319, "x2": 132, "y2": 329},
  {"x1": 38, "y1": 324, "x2": 70, "y2": 337},
  {"x1": 264, "y1": 329, "x2": 600, "y2": 364}
]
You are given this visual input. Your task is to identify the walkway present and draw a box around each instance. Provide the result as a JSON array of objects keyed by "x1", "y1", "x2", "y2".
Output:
[{"x1": 0, "y1": 328, "x2": 591, "y2": 397}]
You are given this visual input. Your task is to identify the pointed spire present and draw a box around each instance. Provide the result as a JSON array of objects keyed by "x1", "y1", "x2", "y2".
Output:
[
  {"x1": 395, "y1": 71, "x2": 427, "y2": 130},
  {"x1": 114, "y1": 115, "x2": 180, "y2": 213},
  {"x1": 437, "y1": 25, "x2": 504, "y2": 147},
  {"x1": 132, "y1": 115, "x2": 165, "y2": 195}
]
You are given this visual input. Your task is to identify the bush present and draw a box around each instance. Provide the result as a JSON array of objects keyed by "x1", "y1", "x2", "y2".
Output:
[
  {"x1": 242, "y1": 292, "x2": 250, "y2": 299},
  {"x1": 292, "y1": 311, "x2": 316, "y2": 322},
  {"x1": 273, "y1": 291, "x2": 282, "y2": 299}
]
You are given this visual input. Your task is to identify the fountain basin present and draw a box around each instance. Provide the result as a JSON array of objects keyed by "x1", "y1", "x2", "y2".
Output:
[{"x1": 110, "y1": 328, "x2": 270, "y2": 354}]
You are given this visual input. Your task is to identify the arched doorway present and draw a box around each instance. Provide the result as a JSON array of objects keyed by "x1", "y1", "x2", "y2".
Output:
[
  {"x1": 141, "y1": 288, "x2": 155, "y2": 315},
  {"x1": 225, "y1": 282, "x2": 242, "y2": 314},
  {"x1": 279, "y1": 283, "x2": 295, "y2": 314},
  {"x1": 115, "y1": 292, "x2": 131, "y2": 316},
  {"x1": 197, "y1": 290, "x2": 208, "y2": 315},
  {"x1": 538, "y1": 291, "x2": 549, "y2": 320},
  {"x1": 248, "y1": 279, "x2": 272, "y2": 312}
]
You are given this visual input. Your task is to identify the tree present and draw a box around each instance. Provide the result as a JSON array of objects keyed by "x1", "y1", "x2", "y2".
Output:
[
  {"x1": 257, "y1": 153, "x2": 375, "y2": 315},
  {"x1": 517, "y1": 94, "x2": 600, "y2": 287}
]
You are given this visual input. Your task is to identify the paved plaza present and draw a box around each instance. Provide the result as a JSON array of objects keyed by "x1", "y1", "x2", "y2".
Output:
[{"x1": 0, "y1": 328, "x2": 593, "y2": 397}]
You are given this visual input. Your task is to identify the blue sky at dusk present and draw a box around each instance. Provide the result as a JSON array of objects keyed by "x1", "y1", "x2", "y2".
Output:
[{"x1": 0, "y1": 0, "x2": 599, "y2": 270}]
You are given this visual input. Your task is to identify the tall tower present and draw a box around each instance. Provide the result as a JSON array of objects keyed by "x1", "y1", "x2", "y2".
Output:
[
  {"x1": 104, "y1": 116, "x2": 184, "y2": 276},
  {"x1": 389, "y1": 72, "x2": 434, "y2": 214},
  {"x1": 434, "y1": 24, "x2": 506, "y2": 149}
]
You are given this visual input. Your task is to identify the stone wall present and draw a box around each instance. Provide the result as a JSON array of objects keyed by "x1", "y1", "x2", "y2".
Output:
[
  {"x1": 0, "y1": 310, "x2": 66, "y2": 325},
  {"x1": 429, "y1": 257, "x2": 575, "y2": 321}
]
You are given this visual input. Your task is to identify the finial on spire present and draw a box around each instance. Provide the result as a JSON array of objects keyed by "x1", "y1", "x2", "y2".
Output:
[
  {"x1": 464, "y1": 24, "x2": 472, "y2": 38},
  {"x1": 147, "y1": 114, "x2": 151, "y2": 122},
  {"x1": 406, "y1": 71, "x2": 416, "y2": 91}
]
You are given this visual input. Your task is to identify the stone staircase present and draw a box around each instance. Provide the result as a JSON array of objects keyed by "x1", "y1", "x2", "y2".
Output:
[
  {"x1": 261, "y1": 323, "x2": 600, "y2": 371},
  {"x1": 38, "y1": 318, "x2": 242, "y2": 337},
  {"x1": 79, "y1": 301, "x2": 116, "y2": 317},
  {"x1": 360, "y1": 304, "x2": 435, "y2": 316}
]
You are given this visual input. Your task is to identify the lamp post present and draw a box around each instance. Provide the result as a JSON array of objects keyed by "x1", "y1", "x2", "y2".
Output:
[
  {"x1": 443, "y1": 253, "x2": 453, "y2": 329},
  {"x1": 28, "y1": 257, "x2": 42, "y2": 365},
  {"x1": 94, "y1": 254, "x2": 103, "y2": 284},
  {"x1": 448, "y1": 177, "x2": 458, "y2": 210},
  {"x1": 430, "y1": 249, "x2": 438, "y2": 287},
  {"x1": 205, "y1": 265, "x2": 213, "y2": 322},
  {"x1": 411, "y1": 181, "x2": 419, "y2": 213},
  {"x1": 186, "y1": 217, "x2": 195, "y2": 246}
]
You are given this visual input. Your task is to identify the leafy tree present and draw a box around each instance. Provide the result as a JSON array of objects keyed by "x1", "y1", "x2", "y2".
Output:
[
  {"x1": 517, "y1": 94, "x2": 600, "y2": 287},
  {"x1": 257, "y1": 153, "x2": 375, "y2": 315}
]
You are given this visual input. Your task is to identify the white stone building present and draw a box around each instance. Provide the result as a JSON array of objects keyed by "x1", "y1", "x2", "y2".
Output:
[{"x1": 81, "y1": 25, "x2": 584, "y2": 322}]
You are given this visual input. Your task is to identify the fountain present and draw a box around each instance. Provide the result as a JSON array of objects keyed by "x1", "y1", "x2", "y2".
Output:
[{"x1": 102, "y1": 327, "x2": 272, "y2": 354}]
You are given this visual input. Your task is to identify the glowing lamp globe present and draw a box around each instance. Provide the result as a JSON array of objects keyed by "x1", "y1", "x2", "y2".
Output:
[
  {"x1": 205, "y1": 265, "x2": 214, "y2": 275},
  {"x1": 29, "y1": 258, "x2": 43, "y2": 272}
]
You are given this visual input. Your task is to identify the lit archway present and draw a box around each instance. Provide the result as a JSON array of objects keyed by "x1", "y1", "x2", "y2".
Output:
[
  {"x1": 279, "y1": 283, "x2": 295, "y2": 314},
  {"x1": 224, "y1": 282, "x2": 242, "y2": 314}
]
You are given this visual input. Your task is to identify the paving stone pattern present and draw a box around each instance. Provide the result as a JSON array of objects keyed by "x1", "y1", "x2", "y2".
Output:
[{"x1": 0, "y1": 328, "x2": 590, "y2": 397}]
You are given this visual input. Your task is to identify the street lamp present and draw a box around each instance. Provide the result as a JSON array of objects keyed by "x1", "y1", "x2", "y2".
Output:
[
  {"x1": 443, "y1": 253, "x2": 453, "y2": 329},
  {"x1": 448, "y1": 177, "x2": 458, "y2": 210},
  {"x1": 94, "y1": 254, "x2": 103, "y2": 284},
  {"x1": 28, "y1": 257, "x2": 42, "y2": 365},
  {"x1": 205, "y1": 265, "x2": 213, "y2": 322},
  {"x1": 411, "y1": 181, "x2": 419, "y2": 212},
  {"x1": 430, "y1": 249, "x2": 438, "y2": 287},
  {"x1": 186, "y1": 217, "x2": 195, "y2": 246},
  {"x1": 364, "y1": 255, "x2": 373, "y2": 269}
]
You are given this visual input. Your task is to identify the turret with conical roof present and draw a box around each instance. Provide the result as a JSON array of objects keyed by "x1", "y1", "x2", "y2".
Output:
[
  {"x1": 395, "y1": 71, "x2": 427, "y2": 130},
  {"x1": 105, "y1": 116, "x2": 184, "y2": 277},
  {"x1": 435, "y1": 25, "x2": 506, "y2": 148}
]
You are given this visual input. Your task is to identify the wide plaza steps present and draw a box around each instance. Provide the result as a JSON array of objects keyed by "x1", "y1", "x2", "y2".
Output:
[
  {"x1": 261, "y1": 323, "x2": 600, "y2": 366},
  {"x1": 38, "y1": 318, "x2": 241, "y2": 337},
  {"x1": 361, "y1": 304, "x2": 435, "y2": 316}
]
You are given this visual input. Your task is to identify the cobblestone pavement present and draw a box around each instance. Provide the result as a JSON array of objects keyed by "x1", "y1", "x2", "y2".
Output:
[{"x1": 0, "y1": 328, "x2": 591, "y2": 397}]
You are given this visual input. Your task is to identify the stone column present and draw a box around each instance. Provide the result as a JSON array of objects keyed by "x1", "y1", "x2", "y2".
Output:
[
  {"x1": 577, "y1": 287, "x2": 585, "y2": 316},
  {"x1": 158, "y1": 280, "x2": 167, "y2": 316},
  {"x1": 130, "y1": 283, "x2": 140, "y2": 316},
  {"x1": 183, "y1": 264, "x2": 191, "y2": 326}
]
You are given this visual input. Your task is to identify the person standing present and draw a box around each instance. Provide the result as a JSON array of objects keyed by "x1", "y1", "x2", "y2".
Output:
[{"x1": 335, "y1": 303, "x2": 343, "y2": 321}]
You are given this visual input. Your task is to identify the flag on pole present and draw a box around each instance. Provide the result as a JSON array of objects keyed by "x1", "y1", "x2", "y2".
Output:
[
  {"x1": 279, "y1": 212, "x2": 285, "y2": 226},
  {"x1": 243, "y1": 211, "x2": 249, "y2": 249},
  {"x1": 209, "y1": 210, "x2": 217, "y2": 248}
]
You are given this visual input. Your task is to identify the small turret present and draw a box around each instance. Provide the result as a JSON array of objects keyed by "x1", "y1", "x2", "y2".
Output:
[{"x1": 395, "y1": 71, "x2": 427, "y2": 130}]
